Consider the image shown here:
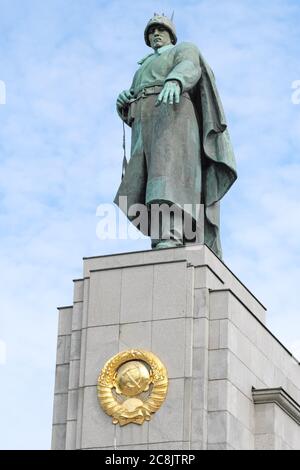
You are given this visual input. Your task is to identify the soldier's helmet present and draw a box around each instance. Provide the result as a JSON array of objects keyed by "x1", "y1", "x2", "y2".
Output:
[{"x1": 144, "y1": 14, "x2": 177, "y2": 47}]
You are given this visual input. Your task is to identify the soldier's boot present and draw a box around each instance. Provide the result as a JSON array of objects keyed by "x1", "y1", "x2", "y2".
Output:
[{"x1": 151, "y1": 208, "x2": 183, "y2": 249}]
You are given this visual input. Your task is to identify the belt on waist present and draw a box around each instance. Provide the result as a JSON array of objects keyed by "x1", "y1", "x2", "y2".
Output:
[
  {"x1": 131, "y1": 85, "x2": 191, "y2": 102},
  {"x1": 134, "y1": 85, "x2": 191, "y2": 102},
  {"x1": 135, "y1": 85, "x2": 164, "y2": 100}
]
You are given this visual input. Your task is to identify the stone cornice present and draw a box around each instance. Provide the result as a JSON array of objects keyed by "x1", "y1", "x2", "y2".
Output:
[{"x1": 252, "y1": 387, "x2": 300, "y2": 425}]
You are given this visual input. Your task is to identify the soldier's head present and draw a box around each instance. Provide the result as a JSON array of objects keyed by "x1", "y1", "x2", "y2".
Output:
[{"x1": 144, "y1": 14, "x2": 177, "y2": 50}]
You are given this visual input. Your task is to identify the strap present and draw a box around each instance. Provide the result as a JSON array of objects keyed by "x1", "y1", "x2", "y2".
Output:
[{"x1": 122, "y1": 118, "x2": 127, "y2": 180}]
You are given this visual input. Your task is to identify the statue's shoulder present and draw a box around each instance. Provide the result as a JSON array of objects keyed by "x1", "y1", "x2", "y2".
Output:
[
  {"x1": 173, "y1": 41, "x2": 200, "y2": 55},
  {"x1": 175, "y1": 43, "x2": 214, "y2": 77},
  {"x1": 138, "y1": 52, "x2": 154, "y2": 66}
]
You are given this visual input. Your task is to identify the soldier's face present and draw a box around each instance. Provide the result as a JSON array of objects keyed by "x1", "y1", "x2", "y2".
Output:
[{"x1": 148, "y1": 26, "x2": 172, "y2": 50}]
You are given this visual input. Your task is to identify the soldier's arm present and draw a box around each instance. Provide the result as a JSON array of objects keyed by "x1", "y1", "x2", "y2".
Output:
[
  {"x1": 116, "y1": 89, "x2": 135, "y2": 124},
  {"x1": 116, "y1": 69, "x2": 139, "y2": 122},
  {"x1": 157, "y1": 43, "x2": 201, "y2": 105},
  {"x1": 165, "y1": 42, "x2": 202, "y2": 92},
  {"x1": 117, "y1": 90, "x2": 134, "y2": 109}
]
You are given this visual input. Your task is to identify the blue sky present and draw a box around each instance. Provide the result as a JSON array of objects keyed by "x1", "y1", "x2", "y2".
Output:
[{"x1": 0, "y1": 0, "x2": 299, "y2": 449}]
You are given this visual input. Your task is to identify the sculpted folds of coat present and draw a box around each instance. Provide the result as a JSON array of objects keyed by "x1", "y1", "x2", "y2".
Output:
[{"x1": 115, "y1": 15, "x2": 237, "y2": 258}]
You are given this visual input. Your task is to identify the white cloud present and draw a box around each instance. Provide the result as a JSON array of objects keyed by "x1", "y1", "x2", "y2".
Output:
[{"x1": 0, "y1": 340, "x2": 7, "y2": 365}]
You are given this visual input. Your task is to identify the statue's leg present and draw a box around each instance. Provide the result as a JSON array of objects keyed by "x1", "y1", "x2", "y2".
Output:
[
  {"x1": 150, "y1": 202, "x2": 183, "y2": 249},
  {"x1": 144, "y1": 95, "x2": 201, "y2": 248}
]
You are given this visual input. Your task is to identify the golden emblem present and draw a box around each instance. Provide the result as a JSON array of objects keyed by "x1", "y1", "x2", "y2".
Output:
[{"x1": 97, "y1": 349, "x2": 168, "y2": 426}]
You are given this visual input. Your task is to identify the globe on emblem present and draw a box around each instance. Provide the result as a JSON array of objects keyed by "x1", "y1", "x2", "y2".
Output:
[
  {"x1": 98, "y1": 350, "x2": 168, "y2": 426},
  {"x1": 114, "y1": 360, "x2": 151, "y2": 397}
]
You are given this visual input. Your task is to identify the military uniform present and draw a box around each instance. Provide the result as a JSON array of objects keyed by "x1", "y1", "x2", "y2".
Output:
[
  {"x1": 115, "y1": 42, "x2": 202, "y2": 226},
  {"x1": 115, "y1": 16, "x2": 237, "y2": 258}
]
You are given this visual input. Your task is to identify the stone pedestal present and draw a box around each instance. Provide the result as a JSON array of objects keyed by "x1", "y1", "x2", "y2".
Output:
[{"x1": 51, "y1": 245, "x2": 300, "y2": 450}]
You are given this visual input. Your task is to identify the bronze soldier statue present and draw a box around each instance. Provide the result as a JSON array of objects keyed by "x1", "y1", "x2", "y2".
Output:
[{"x1": 114, "y1": 14, "x2": 237, "y2": 258}]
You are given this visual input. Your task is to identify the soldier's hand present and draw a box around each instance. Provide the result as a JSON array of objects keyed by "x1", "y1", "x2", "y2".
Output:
[
  {"x1": 157, "y1": 80, "x2": 181, "y2": 105},
  {"x1": 117, "y1": 90, "x2": 134, "y2": 110}
]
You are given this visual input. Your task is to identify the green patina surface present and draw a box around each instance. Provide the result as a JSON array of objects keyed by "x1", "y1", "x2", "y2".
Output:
[{"x1": 114, "y1": 17, "x2": 237, "y2": 257}]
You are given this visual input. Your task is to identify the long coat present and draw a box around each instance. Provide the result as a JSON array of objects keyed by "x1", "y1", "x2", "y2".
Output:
[{"x1": 114, "y1": 42, "x2": 237, "y2": 258}]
